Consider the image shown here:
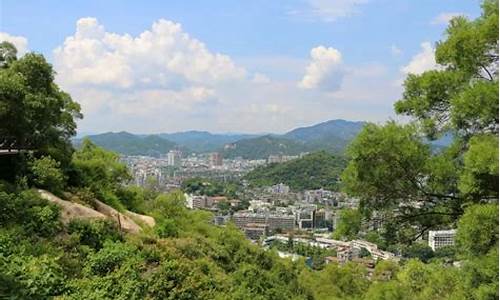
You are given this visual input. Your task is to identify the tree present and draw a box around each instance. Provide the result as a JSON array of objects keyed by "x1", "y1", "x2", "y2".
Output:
[
  {"x1": 333, "y1": 209, "x2": 361, "y2": 240},
  {"x1": 0, "y1": 46, "x2": 82, "y2": 178},
  {"x1": 455, "y1": 204, "x2": 498, "y2": 257},
  {"x1": 402, "y1": 243, "x2": 435, "y2": 263},
  {"x1": 394, "y1": 0, "x2": 498, "y2": 201},
  {"x1": 70, "y1": 139, "x2": 130, "y2": 208},
  {"x1": 29, "y1": 155, "x2": 65, "y2": 193},
  {"x1": 341, "y1": 0, "x2": 498, "y2": 244},
  {"x1": 0, "y1": 41, "x2": 17, "y2": 67}
]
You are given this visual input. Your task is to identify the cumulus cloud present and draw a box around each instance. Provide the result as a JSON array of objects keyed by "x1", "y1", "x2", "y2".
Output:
[
  {"x1": 0, "y1": 32, "x2": 28, "y2": 56},
  {"x1": 400, "y1": 42, "x2": 439, "y2": 75},
  {"x1": 299, "y1": 46, "x2": 344, "y2": 91},
  {"x1": 431, "y1": 12, "x2": 465, "y2": 25},
  {"x1": 291, "y1": 0, "x2": 370, "y2": 22},
  {"x1": 54, "y1": 17, "x2": 246, "y2": 90},
  {"x1": 53, "y1": 17, "x2": 401, "y2": 134},
  {"x1": 53, "y1": 17, "x2": 252, "y2": 121}
]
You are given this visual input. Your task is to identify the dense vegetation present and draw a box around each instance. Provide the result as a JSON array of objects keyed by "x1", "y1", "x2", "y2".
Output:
[
  {"x1": 0, "y1": 1, "x2": 498, "y2": 299},
  {"x1": 244, "y1": 151, "x2": 345, "y2": 191},
  {"x1": 160, "y1": 131, "x2": 258, "y2": 153},
  {"x1": 77, "y1": 120, "x2": 366, "y2": 158},
  {"x1": 75, "y1": 132, "x2": 183, "y2": 157},
  {"x1": 222, "y1": 135, "x2": 308, "y2": 159}
]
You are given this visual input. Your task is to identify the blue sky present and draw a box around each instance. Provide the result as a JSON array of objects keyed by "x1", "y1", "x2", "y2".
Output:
[{"x1": 0, "y1": 0, "x2": 482, "y2": 134}]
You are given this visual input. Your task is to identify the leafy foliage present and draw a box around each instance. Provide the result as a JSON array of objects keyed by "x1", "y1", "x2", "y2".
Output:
[
  {"x1": 245, "y1": 151, "x2": 345, "y2": 191},
  {"x1": 342, "y1": 0, "x2": 498, "y2": 245},
  {"x1": 76, "y1": 131, "x2": 182, "y2": 157},
  {"x1": 29, "y1": 155, "x2": 65, "y2": 193},
  {"x1": 222, "y1": 135, "x2": 308, "y2": 159},
  {"x1": 0, "y1": 46, "x2": 82, "y2": 171},
  {"x1": 332, "y1": 209, "x2": 362, "y2": 240}
]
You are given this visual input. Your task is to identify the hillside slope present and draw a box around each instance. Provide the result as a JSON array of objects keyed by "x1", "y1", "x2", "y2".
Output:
[
  {"x1": 222, "y1": 135, "x2": 308, "y2": 159},
  {"x1": 74, "y1": 132, "x2": 182, "y2": 157},
  {"x1": 160, "y1": 131, "x2": 258, "y2": 153},
  {"x1": 284, "y1": 119, "x2": 365, "y2": 152},
  {"x1": 244, "y1": 151, "x2": 346, "y2": 190},
  {"x1": 38, "y1": 189, "x2": 155, "y2": 233}
]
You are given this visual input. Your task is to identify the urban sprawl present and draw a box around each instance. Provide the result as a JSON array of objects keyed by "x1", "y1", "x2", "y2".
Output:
[{"x1": 123, "y1": 150, "x2": 457, "y2": 271}]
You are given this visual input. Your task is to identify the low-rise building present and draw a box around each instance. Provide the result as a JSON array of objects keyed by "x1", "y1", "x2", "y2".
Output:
[
  {"x1": 233, "y1": 211, "x2": 295, "y2": 232},
  {"x1": 428, "y1": 229, "x2": 456, "y2": 251},
  {"x1": 244, "y1": 223, "x2": 268, "y2": 240}
]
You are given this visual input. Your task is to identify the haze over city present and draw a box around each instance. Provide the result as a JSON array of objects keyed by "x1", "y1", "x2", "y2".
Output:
[{"x1": 0, "y1": 0, "x2": 480, "y2": 134}]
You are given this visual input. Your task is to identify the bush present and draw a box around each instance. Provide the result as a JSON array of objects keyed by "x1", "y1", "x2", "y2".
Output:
[
  {"x1": 68, "y1": 219, "x2": 122, "y2": 250},
  {"x1": 84, "y1": 241, "x2": 137, "y2": 276},
  {"x1": 0, "y1": 189, "x2": 61, "y2": 237},
  {"x1": 29, "y1": 156, "x2": 65, "y2": 193},
  {"x1": 1, "y1": 254, "x2": 66, "y2": 299}
]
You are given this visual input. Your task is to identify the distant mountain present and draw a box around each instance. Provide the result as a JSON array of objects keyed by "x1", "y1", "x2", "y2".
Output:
[
  {"x1": 159, "y1": 131, "x2": 259, "y2": 153},
  {"x1": 244, "y1": 151, "x2": 346, "y2": 191},
  {"x1": 75, "y1": 119, "x2": 368, "y2": 158},
  {"x1": 74, "y1": 132, "x2": 181, "y2": 157},
  {"x1": 284, "y1": 119, "x2": 366, "y2": 152},
  {"x1": 220, "y1": 119, "x2": 366, "y2": 159},
  {"x1": 221, "y1": 135, "x2": 308, "y2": 159}
]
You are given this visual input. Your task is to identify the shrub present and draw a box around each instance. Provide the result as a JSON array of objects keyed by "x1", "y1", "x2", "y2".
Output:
[
  {"x1": 68, "y1": 219, "x2": 122, "y2": 250},
  {"x1": 29, "y1": 156, "x2": 65, "y2": 193}
]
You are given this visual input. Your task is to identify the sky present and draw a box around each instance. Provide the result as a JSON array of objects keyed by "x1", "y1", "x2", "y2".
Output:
[{"x1": 0, "y1": 0, "x2": 481, "y2": 134}]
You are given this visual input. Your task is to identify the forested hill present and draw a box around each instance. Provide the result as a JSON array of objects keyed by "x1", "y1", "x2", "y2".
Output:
[
  {"x1": 74, "y1": 132, "x2": 183, "y2": 157},
  {"x1": 159, "y1": 131, "x2": 259, "y2": 153},
  {"x1": 221, "y1": 135, "x2": 308, "y2": 159},
  {"x1": 284, "y1": 119, "x2": 365, "y2": 151},
  {"x1": 244, "y1": 151, "x2": 346, "y2": 191},
  {"x1": 75, "y1": 119, "x2": 366, "y2": 157}
]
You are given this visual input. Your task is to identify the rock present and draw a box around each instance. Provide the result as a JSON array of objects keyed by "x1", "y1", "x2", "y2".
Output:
[
  {"x1": 38, "y1": 189, "x2": 107, "y2": 224},
  {"x1": 92, "y1": 199, "x2": 142, "y2": 234},
  {"x1": 38, "y1": 189, "x2": 153, "y2": 234},
  {"x1": 125, "y1": 210, "x2": 156, "y2": 228}
]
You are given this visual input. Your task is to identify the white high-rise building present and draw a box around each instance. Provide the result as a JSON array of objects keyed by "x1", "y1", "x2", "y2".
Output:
[{"x1": 167, "y1": 150, "x2": 182, "y2": 166}]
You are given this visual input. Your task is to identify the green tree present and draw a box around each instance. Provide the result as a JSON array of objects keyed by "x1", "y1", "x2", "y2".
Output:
[
  {"x1": 333, "y1": 209, "x2": 361, "y2": 240},
  {"x1": 0, "y1": 41, "x2": 17, "y2": 67},
  {"x1": 29, "y1": 155, "x2": 65, "y2": 193},
  {"x1": 70, "y1": 139, "x2": 130, "y2": 208},
  {"x1": 456, "y1": 203, "x2": 498, "y2": 257},
  {"x1": 402, "y1": 243, "x2": 434, "y2": 263},
  {"x1": 0, "y1": 49, "x2": 82, "y2": 170},
  {"x1": 341, "y1": 0, "x2": 498, "y2": 244}
]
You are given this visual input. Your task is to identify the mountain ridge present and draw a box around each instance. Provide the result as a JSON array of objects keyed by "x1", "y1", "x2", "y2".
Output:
[{"x1": 75, "y1": 119, "x2": 367, "y2": 157}]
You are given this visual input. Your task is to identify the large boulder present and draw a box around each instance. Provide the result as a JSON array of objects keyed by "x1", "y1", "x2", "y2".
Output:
[{"x1": 38, "y1": 190, "x2": 154, "y2": 234}]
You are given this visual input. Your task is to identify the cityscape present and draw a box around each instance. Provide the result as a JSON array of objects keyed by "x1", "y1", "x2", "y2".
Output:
[
  {"x1": 123, "y1": 149, "x2": 457, "y2": 271},
  {"x1": 0, "y1": 0, "x2": 497, "y2": 299}
]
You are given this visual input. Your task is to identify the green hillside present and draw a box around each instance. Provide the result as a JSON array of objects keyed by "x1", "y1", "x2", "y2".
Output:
[
  {"x1": 244, "y1": 151, "x2": 346, "y2": 191},
  {"x1": 75, "y1": 132, "x2": 183, "y2": 157},
  {"x1": 222, "y1": 135, "x2": 308, "y2": 159}
]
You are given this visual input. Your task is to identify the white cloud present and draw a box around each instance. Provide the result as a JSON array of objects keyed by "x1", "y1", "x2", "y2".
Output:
[
  {"x1": 53, "y1": 17, "x2": 402, "y2": 134},
  {"x1": 299, "y1": 46, "x2": 344, "y2": 91},
  {"x1": 431, "y1": 12, "x2": 465, "y2": 25},
  {"x1": 53, "y1": 17, "x2": 252, "y2": 122},
  {"x1": 54, "y1": 17, "x2": 246, "y2": 90},
  {"x1": 292, "y1": 0, "x2": 370, "y2": 22},
  {"x1": 400, "y1": 42, "x2": 439, "y2": 75},
  {"x1": 0, "y1": 32, "x2": 28, "y2": 56},
  {"x1": 390, "y1": 44, "x2": 402, "y2": 56}
]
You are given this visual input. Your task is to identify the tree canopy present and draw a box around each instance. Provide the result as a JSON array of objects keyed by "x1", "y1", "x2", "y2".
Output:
[{"x1": 341, "y1": 0, "x2": 498, "y2": 244}]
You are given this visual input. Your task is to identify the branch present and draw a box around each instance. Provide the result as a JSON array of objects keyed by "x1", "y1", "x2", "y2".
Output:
[{"x1": 479, "y1": 64, "x2": 494, "y2": 81}]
